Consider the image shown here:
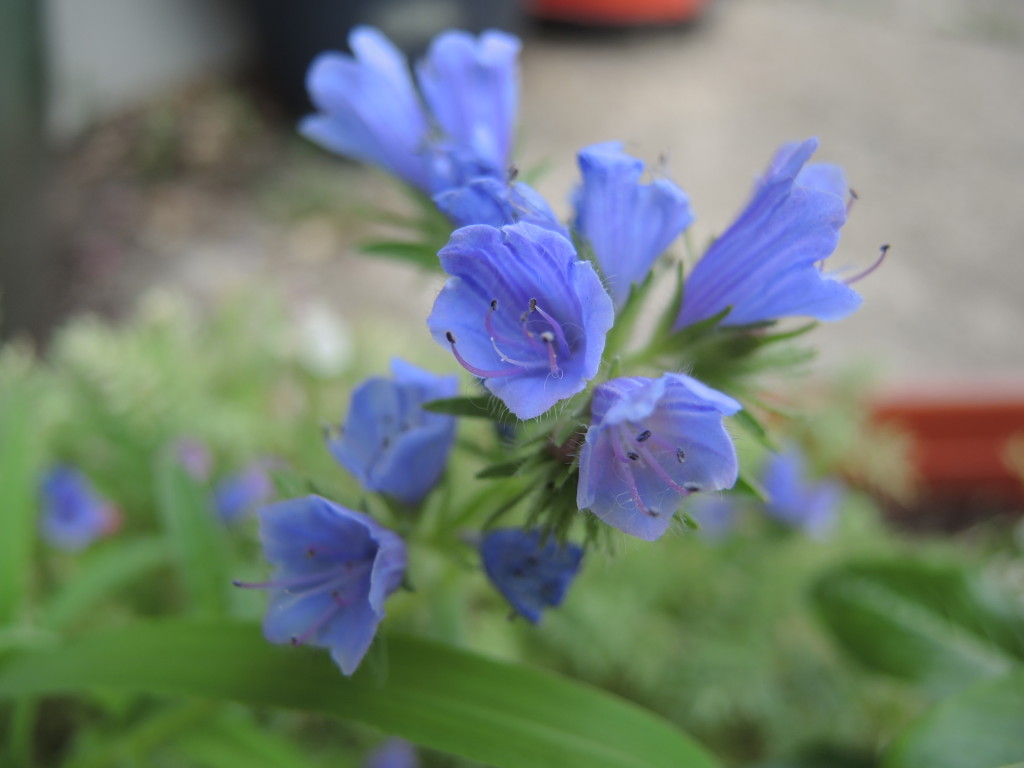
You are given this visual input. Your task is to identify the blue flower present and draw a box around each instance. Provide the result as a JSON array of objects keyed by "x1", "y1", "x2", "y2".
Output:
[
  {"x1": 577, "y1": 374, "x2": 741, "y2": 541},
  {"x1": 39, "y1": 466, "x2": 118, "y2": 551},
  {"x1": 365, "y1": 738, "x2": 419, "y2": 768},
  {"x1": 328, "y1": 359, "x2": 457, "y2": 504},
  {"x1": 574, "y1": 142, "x2": 693, "y2": 308},
  {"x1": 301, "y1": 27, "x2": 435, "y2": 192},
  {"x1": 428, "y1": 222, "x2": 614, "y2": 420},
  {"x1": 236, "y1": 496, "x2": 407, "y2": 676},
  {"x1": 433, "y1": 176, "x2": 567, "y2": 237},
  {"x1": 416, "y1": 29, "x2": 520, "y2": 179},
  {"x1": 213, "y1": 461, "x2": 275, "y2": 524},
  {"x1": 760, "y1": 445, "x2": 842, "y2": 536},
  {"x1": 301, "y1": 27, "x2": 520, "y2": 194},
  {"x1": 675, "y1": 138, "x2": 863, "y2": 329},
  {"x1": 480, "y1": 529, "x2": 584, "y2": 624}
]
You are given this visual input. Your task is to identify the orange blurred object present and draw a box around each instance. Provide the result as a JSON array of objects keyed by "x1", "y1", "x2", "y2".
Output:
[
  {"x1": 529, "y1": 0, "x2": 712, "y2": 25},
  {"x1": 872, "y1": 382, "x2": 1024, "y2": 505}
]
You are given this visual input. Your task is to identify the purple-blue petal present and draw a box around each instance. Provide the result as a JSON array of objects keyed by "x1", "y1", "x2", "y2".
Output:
[
  {"x1": 213, "y1": 463, "x2": 274, "y2": 524},
  {"x1": 329, "y1": 359, "x2": 457, "y2": 504},
  {"x1": 300, "y1": 27, "x2": 434, "y2": 191},
  {"x1": 428, "y1": 222, "x2": 614, "y2": 420},
  {"x1": 416, "y1": 30, "x2": 520, "y2": 178},
  {"x1": 577, "y1": 375, "x2": 741, "y2": 541},
  {"x1": 38, "y1": 466, "x2": 117, "y2": 551},
  {"x1": 675, "y1": 138, "x2": 862, "y2": 329},
  {"x1": 575, "y1": 142, "x2": 693, "y2": 308},
  {"x1": 480, "y1": 529, "x2": 584, "y2": 623},
  {"x1": 433, "y1": 177, "x2": 568, "y2": 237},
  {"x1": 256, "y1": 496, "x2": 406, "y2": 676},
  {"x1": 760, "y1": 445, "x2": 842, "y2": 536},
  {"x1": 365, "y1": 738, "x2": 420, "y2": 768}
]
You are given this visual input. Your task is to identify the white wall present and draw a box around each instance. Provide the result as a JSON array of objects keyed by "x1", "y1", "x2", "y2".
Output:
[{"x1": 46, "y1": 0, "x2": 249, "y2": 140}]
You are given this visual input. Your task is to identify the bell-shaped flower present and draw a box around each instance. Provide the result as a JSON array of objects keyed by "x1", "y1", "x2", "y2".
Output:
[
  {"x1": 428, "y1": 222, "x2": 614, "y2": 420},
  {"x1": 433, "y1": 176, "x2": 568, "y2": 237},
  {"x1": 301, "y1": 27, "x2": 435, "y2": 192},
  {"x1": 416, "y1": 29, "x2": 520, "y2": 179},
  {"x1": 329, "y1": 359, "x2": 458, "y2": 505},
  {"x1": 38, "y1": 466, "x2": 119, "y2": 551},
  {"x1": 213, "y1": 461, "x2": 276, "y2": 524},
  {"x1": 675, "y1": 137, "x2": 863, "y2": 329},
  {"x1": 577, "y1": 374, "x2": 741, "y2": 541},
  {"x1": 760, "y1": 444, "x2": 842, "y2": 537},
  {"x1": 574, "y1": 142, "x2": 693, "y2": 308},
  {"x1": 235, "y1": 496, "x2": 406, "y2": 676},
  {"x1": 480, "y1": 528, "x2": 584, "y2": 624}
]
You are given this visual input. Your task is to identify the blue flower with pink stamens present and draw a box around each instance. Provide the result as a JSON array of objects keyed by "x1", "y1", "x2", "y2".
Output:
[
  {"x1": 577, "y1": 374, "x2": 741, "y2": 541},
  {"x1": 235, "y1": 496, "x2": 406, "y2": 676},
  {"x1": 427, "y1": 222, "x2": 614, "y2": 420}
]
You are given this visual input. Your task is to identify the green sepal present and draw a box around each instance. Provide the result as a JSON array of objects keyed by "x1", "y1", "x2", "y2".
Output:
[{"x1": 422, "y1": 395, "x2": 512, "y2": 421}]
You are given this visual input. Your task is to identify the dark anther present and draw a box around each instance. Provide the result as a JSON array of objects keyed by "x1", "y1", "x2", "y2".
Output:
[
  {"x1": 445, "y1": 330, "x2": 457, "y2": 344},
  {"x1": 382, "y1": 436, "x2": 391, "y2": 449},
  {"x1": 637, "y1": 429, "x2": 652, "y2": 442},
  {"x1": 508, "y1": 165, "x2": 519, "y2": 182},
  {"x1": 490, "y1": 298, "x2": 499, "y2": 311},
  {"x1": 683, "y1": 482, "x2": 701, "y2": 492},
  {"x1": 849, "y1": 188, "x2": 859, "y2": 201},
  {"x1": 529, "y1": 298, "x2": 538, "y2": 312},
  {"x1": 676, "y1": 448, "x2": 686, "y2": 463},
  {"x1": 626, "y1": 451, "x2": 640, "y2": 461},
  {"x1": 306, "y1": 548, "x2": 316, "y2": 558},
  {"x1": 290, "y1": 636, "x2": 299, "y2": 646}
]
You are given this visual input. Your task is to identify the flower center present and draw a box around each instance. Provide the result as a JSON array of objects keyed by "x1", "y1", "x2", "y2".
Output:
[
  {"x1": 445, "y1": 298, "x2": 570, "y2": 380},
  {"x1": 609, "y1": 423, "x2": 699, "y2": 517}
]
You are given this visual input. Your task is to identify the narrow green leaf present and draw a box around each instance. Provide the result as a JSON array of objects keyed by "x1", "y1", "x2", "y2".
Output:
[
  {"x1": 812, "y1": 559, "x2": 1023, "y2": 694},
  {"x1": 0, "y1": 619, "x2": 720, "y2": 768},
  {"x1": 0, "y1": 374, "x2": 41, "y2": 624},
  {"x1": 40, "y1": 536, "x2": 171, "y2": 630},
  {"x1": 423, "y1": 395, "x2": 511, "y2": 420},
  {"x1": 178, "y1": 712, "x2": 329, "y2": 768},
  {"x1": 731, "y1": 409, "x2": 777, "y2": 452},
  {"x1": 733, "y1": 472, "x2": 768, "y2": 503},
  {"x1": 883, "y1": 669, "x2": 1024, "y2": 768},
  {"x1": 477, "y1": 459, "x2": 529, "y2": 479},
  {"x1": 154, "y1": 452, "x2": 229, "y2": 616},
  {"x1": 358, "y1": 241, "x2": 440, "y2": 269}
]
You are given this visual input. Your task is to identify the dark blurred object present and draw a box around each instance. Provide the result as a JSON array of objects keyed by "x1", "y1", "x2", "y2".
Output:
[
  {"x1": 0, "y1": 0, "x2": 54, "y2": 344},
  {"x1": 529, "y1": 0, "x2": 711, "y2": 25},
  {"x1": 245, "y1": 0, "x2": 524, "y2": 118}
]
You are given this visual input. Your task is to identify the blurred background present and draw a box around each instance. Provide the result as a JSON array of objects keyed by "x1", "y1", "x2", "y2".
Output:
[{"x1": 4, "y1": 3, "x2": 1024, "y2": 766}]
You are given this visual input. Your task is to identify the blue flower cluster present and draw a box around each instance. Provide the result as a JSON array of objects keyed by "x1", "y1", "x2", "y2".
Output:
[{"x1": 240, "y1": 26, "x2": 876, "y2": 677}]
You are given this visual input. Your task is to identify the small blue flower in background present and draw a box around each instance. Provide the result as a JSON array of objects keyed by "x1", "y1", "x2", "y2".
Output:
[
  {"x1": 365, "y1": 738, "x2": 420, "y2": 768},
  {"x1": 39, "y1": 466, "x2": 119, "y2": 551},
  {"x1": 434, "y1": 176, "x2": 567, "y2": 237},
  {"x1": 235, "y1": 496, "x2": 406, "y2": 676},
  {"x1": 577, "y1": 374, "x2": 741, "y2": 541},
  {"x1": 213, "y1": 461, "x2": 275, "y2": 524},
  {"x1": 760, "y1": 444, "x2": 843, "y2": 537},
  {"x1": 675, "y1": 137, "x2": 863, "y2": 330},
  {"x1": 417, "y1": 29, "x2": 521, "y2": 179},
  {"x1": 301, "y1": 27, "x2": 520, "y2": 194},
  {"x1": 329, "y1": 359, "x2": 458, "y2": 504},
  {"x1": 574, "y1": 142, "x2": 694, "y2": 309},
  {"x1": 428, "y1": 222, "x2": 614, "y2": 420},
  {"x1": 684, "y1": 493, "x2": 739, "y2": 541},
  {"x1": 480, "y1": 529, "x2": 584, "y2": 624},
  {"x1": 175, "y1": 438, "x2": 212, "y2": 482}
]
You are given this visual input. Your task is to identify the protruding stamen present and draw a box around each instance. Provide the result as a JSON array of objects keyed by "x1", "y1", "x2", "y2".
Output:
[
  {"x1": 529, "y1": 301, "x2": 571, "y2": 356},
  {"x1": 541, "y1": 334, "x2": 563, "y2": 378},
  {"x1": 636, "y1": 430, "x2": 652, "y2": 443},
  {"x1": 490, "y1": 337, "x2": 535, "y2": 368},
  {"x1": 490, "y1": 298, "x2": 499, "y2": 311},
  {"x1": 291, "y1": 592, "x2": 348, "y2": 647},
  {"x1": 508, "y1": 165, "x2": 519, "y2": 182},
  {"x1": 446, "y1": 330, "x2": 532, "y2": 378},
  {"x1": 845, "y1": 244, "x2": 890, "y2": 285},
  {"x1": 846, "y1": 187, "x2": 859, "y2": 215},
  {"x1": 609, "y1": 435, "x2": 656, "y2": 517},
  {"x1": 634, "y1": 443, "x2": 692, "y2": 496}
]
